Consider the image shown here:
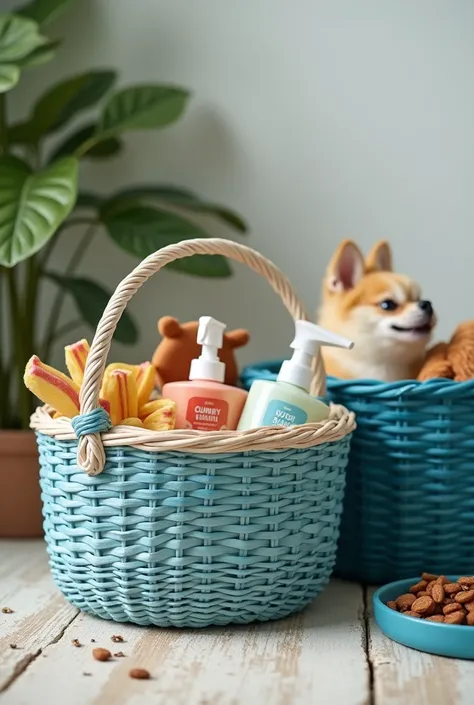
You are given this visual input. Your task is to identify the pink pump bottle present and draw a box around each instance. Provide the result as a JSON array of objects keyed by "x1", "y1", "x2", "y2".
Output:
[{"x1": 162, "y1": 316, "x2": 248, "y2": 431}]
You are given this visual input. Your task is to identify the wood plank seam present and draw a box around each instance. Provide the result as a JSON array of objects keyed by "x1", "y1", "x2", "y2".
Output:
[
  {"x1": 0, "y1": 610, "x2": 80, "y2": 695},
  {"x1": 363, "y1": 586, "x2": 375, "y2": 705}
]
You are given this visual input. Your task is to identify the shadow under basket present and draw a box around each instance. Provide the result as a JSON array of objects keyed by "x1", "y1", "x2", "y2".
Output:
[
  {"x1": 242, "y1": 360, "x2": 474, "y2": 585},
  {"x1": 32, "y1": 238, "x2": 354, "y2": 627}
]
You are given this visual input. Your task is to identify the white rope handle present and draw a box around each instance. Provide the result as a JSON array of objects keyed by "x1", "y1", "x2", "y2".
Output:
[{"x1": 77, "y1": 238, "x2": 327, "y2": 474}]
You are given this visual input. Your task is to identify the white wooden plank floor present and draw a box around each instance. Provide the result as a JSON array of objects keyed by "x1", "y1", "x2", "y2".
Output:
[{"x1": 0, "y1": 541, "x2": 468, "y2": 705}]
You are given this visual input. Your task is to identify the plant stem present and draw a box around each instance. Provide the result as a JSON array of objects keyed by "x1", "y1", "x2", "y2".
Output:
[
  {"x1": 0, "y1": 268, "x2": 5, "y2": 426},
  {"x1": 73, "y1": 136, "x2": 102, "y2": 159},
  {"x1": 0, "y1": 93, "x2": 8, "y2": 156},
  {"x1": 64, "y1": 223, "x2": 98, "y2": 274},
  {"x1": 0, "y1": 96, "x2": 14, "y2": 427},
  {"x1": 0, "y1": 359, "x2": 12, "y2": 427},
  {"x1": 41, "y1": 223, "x2": 98, "y2": 360},
  {"x1": 41, "y1": 217, "x2": 96, "y2": 269},
  {"x1": 25, "y1": 255, "x2": 39, "y2": 355},
  {"x1": 6, "y1": 267, "x2": 31, "y2": 428},
  {"x1": 50, "y1": 319, "x2": 82, "y2": 342}
]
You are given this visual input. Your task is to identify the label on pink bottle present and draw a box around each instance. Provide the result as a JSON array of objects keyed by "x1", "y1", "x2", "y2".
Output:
[{"x1": 186, "y1": 397, "x2": 229, "y2": 431}]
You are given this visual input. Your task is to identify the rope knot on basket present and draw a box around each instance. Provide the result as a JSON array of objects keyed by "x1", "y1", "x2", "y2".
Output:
[
  {"x1": 73, "y1": 409, "x2": 112, "y2": 475},
  {"x1": 72, "y1": 408, "x2": 112, "y2": 437}
]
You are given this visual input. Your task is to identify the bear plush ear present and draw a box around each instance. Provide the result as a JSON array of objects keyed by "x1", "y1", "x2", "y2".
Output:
[
  {"x1": 326, "y1": 240, "x2": 365, "y2": 292},
  {"x1": 158, "y1": 316, "x2": 182, "y2": 338},
  {"x1": 226, "y1": 329, "x2": 250, "y2": 349},
  {"x1": 365, "y1": 240, "x2": 392, "y2": 273}
]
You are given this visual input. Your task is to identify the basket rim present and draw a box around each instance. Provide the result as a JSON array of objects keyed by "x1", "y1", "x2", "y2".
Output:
[
  {"x1": 30, "y1": 403, "x2": 355, "y2": 455},
  {"x1": 242, "y1": 359, "x2": 474, "y2": 399}
]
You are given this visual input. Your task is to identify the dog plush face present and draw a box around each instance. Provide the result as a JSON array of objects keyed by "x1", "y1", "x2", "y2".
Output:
[{"x1": 319, "y1": 240, "x2": 436, "y2": 379}]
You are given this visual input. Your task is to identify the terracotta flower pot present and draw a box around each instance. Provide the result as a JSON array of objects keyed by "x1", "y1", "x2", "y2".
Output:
[{"x1": 0, "y1": 430, "x2": 43, "y2": 538}]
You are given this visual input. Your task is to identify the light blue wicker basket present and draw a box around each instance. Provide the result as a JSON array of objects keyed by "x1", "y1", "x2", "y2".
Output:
[
  {"x1": 242, "y1": 360, "x2": 474, "y2": 585},
  {"x1": 31, "y1": 239, "x2": 355, "y2": 627}
]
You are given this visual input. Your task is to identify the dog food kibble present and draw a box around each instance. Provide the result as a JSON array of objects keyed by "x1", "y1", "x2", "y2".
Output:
[
  {"x1": 421, "y1": 572, "x2": 439, "y2": 582},
  {"x1": 395, "y1": 593, "x2": 416, "y2": 611},
  {"x1": 129, "y1": 668, "x2": 150, "y2": 680},
  {"x1": 411, "y1": 596, "x2": 435, "y2": 615},
  {"x1": 409, "y1": 580, "x2": 427, "y2": 594},
  {"x1": 445, "y1": 611, "x2": 465, "y2": 625},
  {"x1": 432, "y1": 584, "x2": 445, "y2": 604},
  {"x1": 92, "y1": 648, "x2": 112, "y2": 661},
  {"x1": 455, "y1": 589, "x2": 474, "y2": 604},
  {"x1": 459, "y1": 577, "x2": 474, "y2": 587},
  {"x1": 387, "y1": 574, "x2": 474, "y2": 626}
]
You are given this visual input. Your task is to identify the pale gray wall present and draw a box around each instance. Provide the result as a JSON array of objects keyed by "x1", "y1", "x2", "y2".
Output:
[{"x1": 7, "y1": 0, "x2": 474, "y2": 371}]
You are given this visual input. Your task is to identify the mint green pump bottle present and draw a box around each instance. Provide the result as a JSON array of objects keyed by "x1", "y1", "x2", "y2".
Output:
[{"x1": 237, "y1": 320, "x2": 353, "y2": 430}]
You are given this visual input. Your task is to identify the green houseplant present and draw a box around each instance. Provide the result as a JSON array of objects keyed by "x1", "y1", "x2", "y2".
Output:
[{"x1": 0, "y1": 0, "x2": 246, "y2": 537}]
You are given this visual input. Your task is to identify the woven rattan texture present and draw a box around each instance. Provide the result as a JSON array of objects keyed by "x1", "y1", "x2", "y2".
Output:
[
  {"x1": 331, "y1": 378, "x2": 474, "y2": 583},
  {"x1": 38, "y1": 432, "x2": 351, "y2": 626},
  {"x1": 242, "y1": 362, "x2": 474, "y2": 584}
]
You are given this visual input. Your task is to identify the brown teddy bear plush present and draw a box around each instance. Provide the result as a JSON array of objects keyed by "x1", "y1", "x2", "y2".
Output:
[{"x1": 152, "y1": 317, "x2": 250, "y2": 389}]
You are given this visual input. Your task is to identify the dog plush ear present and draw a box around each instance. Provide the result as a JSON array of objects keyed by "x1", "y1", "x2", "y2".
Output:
[
  {"x1": 326, "y1": 240, "x2": 365, "y2": 292},
  {"x1": 365, "y1": 241, "x2": 392, "y2": 273}
]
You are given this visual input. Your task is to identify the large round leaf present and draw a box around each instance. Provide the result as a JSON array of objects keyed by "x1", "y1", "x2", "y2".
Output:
[
  {"x1": 0, "y1": 14, "x2": 46, "y2": 63},
  {"x1": 18, "y1": 0, "x2": 74, "y2": 26},
  {"x1": 0, "y1": 155, "x2": 78, "y2": 267},
  {"x1": 49, "y1": 123, "x2": 122, "y2": 162},
  {"x1": 17, "y1": 39, "x2": 61, "y2": 67},
  {"x1": 115, "y1": 184, "x2": 247, "y2": 233},
  {"x1": 9, "y1": 71, "x2": 116, "y2": 143},
  {"x1": 46, "y1": 273, "x2": 138, "y2": 344},
  {"x1": 98, "y1": 85, "x2": 189, "y2": 136},
  {"x1": 0, "y1": 64, "x2": 19, "y2": 93},
  {"x1": 103, "y1": 204, "x2": 232, "y2": 277}
]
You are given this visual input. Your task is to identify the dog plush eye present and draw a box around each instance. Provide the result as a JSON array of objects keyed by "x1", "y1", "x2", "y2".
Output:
[{"x1": 379, "y1": 299, "x2": 398, "y2": 311}]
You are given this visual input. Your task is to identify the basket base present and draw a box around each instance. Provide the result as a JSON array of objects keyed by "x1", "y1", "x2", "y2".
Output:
[{"x1": 51, "y1": 570, "x2": 327, "y2": 627}]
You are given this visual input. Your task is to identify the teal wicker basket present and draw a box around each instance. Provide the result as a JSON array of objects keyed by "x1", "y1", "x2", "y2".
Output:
[
  {"x1": 242, "y1": 360, "x2": 474, "y2": 585},
  {"x1": 31, "y1": 239, "x2": 355, "y2": 627}
]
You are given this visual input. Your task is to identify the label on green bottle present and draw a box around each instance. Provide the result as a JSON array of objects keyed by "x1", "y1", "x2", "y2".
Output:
[{"x1": 262, "y1": 400, "x2": 308, "y2": 427}]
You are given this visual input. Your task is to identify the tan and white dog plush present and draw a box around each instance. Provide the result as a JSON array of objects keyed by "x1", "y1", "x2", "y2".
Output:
[{"x1": 318, "y1": 240, "x2": 436, "y2": 381}]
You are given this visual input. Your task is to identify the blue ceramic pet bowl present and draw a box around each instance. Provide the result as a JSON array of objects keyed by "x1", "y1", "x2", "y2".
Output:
[{"x1": 373, "y1": 577, "x2": 474, "y2": 659}]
